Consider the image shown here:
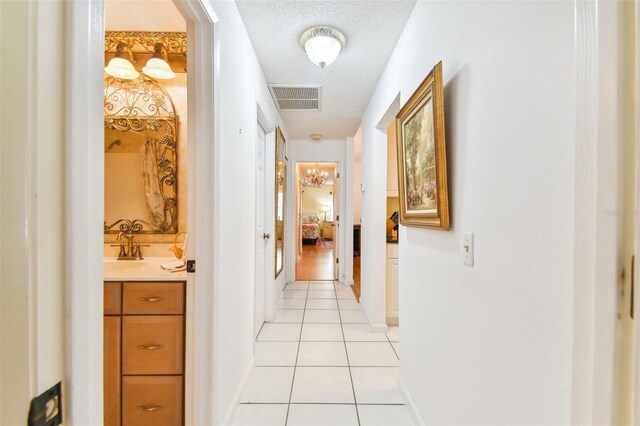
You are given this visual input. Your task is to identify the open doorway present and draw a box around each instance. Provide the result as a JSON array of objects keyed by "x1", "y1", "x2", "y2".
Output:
[
  {"x1": 386, "y1": 120, "x2": 400, "y2": 327},
  {"x1": 66, "y1": 0, "x2": 218, "y2": 423},
  {"x1": 295, "y1": 162, "x2": 338, "y2": 280}
]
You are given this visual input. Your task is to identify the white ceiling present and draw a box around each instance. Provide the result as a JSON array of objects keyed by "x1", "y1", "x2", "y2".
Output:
[
  {"x1": 235, "y1": 0, "x2": 416, "y2": 140},
  {"x1": 105, "y1": 0, "x2": 185, "y2": 31}
]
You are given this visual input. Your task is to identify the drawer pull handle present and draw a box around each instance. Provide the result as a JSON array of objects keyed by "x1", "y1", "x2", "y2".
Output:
[
  {"x1": 138, "y1": 296, "x2": 163, "y2": 302},
  {"x1": 137, "y1": 344, "x2": 164, "y2": 350},
  {"x1": 138, "y1": 404, "x2": 163, "y2": 412}
]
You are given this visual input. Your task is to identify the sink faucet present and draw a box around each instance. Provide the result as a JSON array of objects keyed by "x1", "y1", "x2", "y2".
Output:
[
  {"x1": 117, "y1": 231, "x2": 135, "y2": 257},
  {"x1": 114, "y1": 231, "x2": 147, "y2": 260}
]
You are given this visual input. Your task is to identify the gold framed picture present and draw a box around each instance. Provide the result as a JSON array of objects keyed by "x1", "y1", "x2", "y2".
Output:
[{"x1": 395, "y1": 61, "x2": 450, "y2": 230}]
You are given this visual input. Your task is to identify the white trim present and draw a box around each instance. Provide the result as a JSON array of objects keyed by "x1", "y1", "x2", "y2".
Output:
[
  {"x1": 633, "y1": 3, "x2": 640, "y2": 423},
  {"x1": 221, "y1": 359, "x2": 256, "y2": 426},
  {"x1": 344, "y1": 137, "x2": 355, "y2": 284},
  {"x1": 256, "y1": 104, "x2": 277, "y2": 322},
  {"x1": 369, "y1": 324, "x2": 389, "y2": 333},
  {"x1": 65, "y1": 1, "x2": 218, "y2": 424},
  {"x1": 254, "y1": 121, "x2": 267, "y2": 339},
  {"x1": 571, "y1": 1, "x2": 598, "y2": 424},
  {"x1": 65, "y1": 1, "x2": 105, "y2": 423},
  {"x1": 398, "y1": 377, "x2": 426, "y2": 426},
  {"x1": 358, "y1": 291, "x2": 387, "y2": 333},
  {"x1": 286, "y1": 157, "x2": 351, "y2": 283},
  {"x1": 172, "y1": 1, "x2": 218, "y2": 424}
]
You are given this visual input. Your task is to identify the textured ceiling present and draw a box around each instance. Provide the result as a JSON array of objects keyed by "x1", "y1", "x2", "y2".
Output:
[{"x1": 235, "y1": 0, "x2": 416, "y2": 140}]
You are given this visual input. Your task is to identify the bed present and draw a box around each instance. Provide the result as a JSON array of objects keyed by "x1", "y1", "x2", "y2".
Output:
[{"x1": 301, "y1": 210, "x2": 321, "y2": 242}]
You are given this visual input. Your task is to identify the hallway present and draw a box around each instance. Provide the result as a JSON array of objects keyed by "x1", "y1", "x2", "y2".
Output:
[{"x1": 232, "y1": 280, "x2": 409, "y2": 425}]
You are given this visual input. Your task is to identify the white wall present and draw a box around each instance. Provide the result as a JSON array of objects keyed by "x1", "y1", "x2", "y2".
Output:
[
  {"x1": 360, "y1": 1, "x2": 581, "y2": 423},
  {"x1": 353, "y1": 128, "x2": 362, "y2": 225},
  {"x1": 302, "y1": 184, "x2": 334, "y2": 220},
  {"x1": 287, "y1": 139, "x2": 353, "y2": 283},
  {"x1": 207, "y1": 2, "x2": 287, "y2": 423},
  {"x1": 1, "y1": 1, "x2": 67, "y2": 423}
]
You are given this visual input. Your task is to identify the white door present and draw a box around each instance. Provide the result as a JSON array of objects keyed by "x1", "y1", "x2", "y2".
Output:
[
  {"x1": 254, "y1": 123, "x2": 267, "y2": 339},
  {"x1": 333, "y1": 165, "x2": 340, "y2": 280}
]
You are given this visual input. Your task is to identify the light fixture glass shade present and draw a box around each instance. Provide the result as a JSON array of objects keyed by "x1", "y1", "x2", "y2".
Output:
[
  {"x1": 104, "y1": 57, "x2": 139, "y2": 80},
  {"x1": 300, "y1": 26, "x2": 346, "y2": 69},
  {"x1": 304, "y1": 36, "x2": 342, "y2": 69},
  {"x1": 143, "y1": 58, "x2": 176, "y2": 80}
]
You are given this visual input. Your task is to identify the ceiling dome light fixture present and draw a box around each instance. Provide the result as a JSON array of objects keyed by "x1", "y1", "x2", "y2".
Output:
[
  {"x1": 299, "y1": 26, "x2": 346, "y2": 69},
  {"x1": 142, "y1": 42, "x2": 176, "y2": 80},
  {"x1": 104, "y1": 42, "x2": 140, "y2": 80},
  {"x1": 310, "y1": 134, "x2": 323, "y2": 142}
]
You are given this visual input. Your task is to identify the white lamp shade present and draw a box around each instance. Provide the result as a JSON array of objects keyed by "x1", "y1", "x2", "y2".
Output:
[
  {"x1": 104, "y1": 57, "x2": 139, "y2": 80},
  {"x1": 304, "y1": 35, "x2": 342, "y2": 69},
  {"x1": 142, "y1": 58, "x2": 175, "y2": 80},
  {"x1": 321, "y1": 205, "x2": 330, "y2": 212}
]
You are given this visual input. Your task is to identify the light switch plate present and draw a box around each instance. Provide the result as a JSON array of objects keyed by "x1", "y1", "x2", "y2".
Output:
[{"x1": 463, "y1": 232, "x2": 474, "y2": 267}]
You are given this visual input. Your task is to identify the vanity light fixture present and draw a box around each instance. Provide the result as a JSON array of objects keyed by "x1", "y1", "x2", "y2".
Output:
[
  {"x1": 104, "y1": 42, "x2": 140, "y2": 80},
  {"x1": 142, "y1": 42, "x2": 176, "y2": 80},
  {"x1": 299, "y1": 26, "x2": 346, "y2": 69}
]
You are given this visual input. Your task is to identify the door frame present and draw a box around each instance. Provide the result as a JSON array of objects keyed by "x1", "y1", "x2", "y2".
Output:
[
  {"x1": 633, "y1": 2, "x2": 640, "y2": 422},
  {"x1": 332, "y1": 169, "x2": 340, "y2": 280},
  {"x1": 65, "y1": 1, "x2": 218, "y2": 424},
  {"x1": 254, "y1": 121, "x2": 267, "y2": 337},
  {"x1": 256, "y1": 106, "x2": 277, "y2": 322},
  {"x1": 287, "y1": 158, "x2": 349, "y2": 283}
]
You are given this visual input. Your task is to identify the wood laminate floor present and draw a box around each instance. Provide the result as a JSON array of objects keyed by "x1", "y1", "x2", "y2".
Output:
[
  {"x1": 295, "y1": 244, "x2": 334, "y2": 281},
  {"x1": 353, "y1": 256, "x2": 361, "y2": 301}
]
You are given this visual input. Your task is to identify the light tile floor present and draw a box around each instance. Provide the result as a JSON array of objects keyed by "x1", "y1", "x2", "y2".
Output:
[{"x1": 232, "y1": 281, "x2": 412, "y2": 426}]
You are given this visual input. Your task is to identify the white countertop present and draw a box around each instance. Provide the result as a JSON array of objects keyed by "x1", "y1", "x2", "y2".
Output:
[{"x1": 104, "y1": 257, "x2": 187, "y2": 281}]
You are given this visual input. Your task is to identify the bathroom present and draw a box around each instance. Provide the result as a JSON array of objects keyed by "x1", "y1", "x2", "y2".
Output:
[{"x1": 102, "y1": 1, "x2": 191, "y2": 424}]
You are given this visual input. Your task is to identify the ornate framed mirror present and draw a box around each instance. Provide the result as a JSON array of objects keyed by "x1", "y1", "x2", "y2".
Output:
[
  {"x1": 275, "y1": 127, "x2": 287, "y2": 278},
  {"x1": 103, "y1": 74, "x2": 179, "y2": 235}
]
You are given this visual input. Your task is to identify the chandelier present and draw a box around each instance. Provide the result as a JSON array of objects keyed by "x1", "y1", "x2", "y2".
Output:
[{"x1": 302, "y1": 164, "x2": 328, "y2": 187}]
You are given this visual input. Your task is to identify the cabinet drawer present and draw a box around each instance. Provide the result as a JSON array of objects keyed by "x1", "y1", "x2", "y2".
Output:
[
  {"x1": 123, "y1": 282, "x2": 184, "y2": 315},
  {"x1": 104, "y1": 282, "x2": 122, "y2": 315},
  {"x1": 122, "y1": 375, "x2": 183, "y2": 426},
  {"x1": 123, "y1": 316, "x2": 184, "y2": 375}
]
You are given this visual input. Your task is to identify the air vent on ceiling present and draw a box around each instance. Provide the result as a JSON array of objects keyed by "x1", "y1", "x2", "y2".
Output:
[{"x1": 268, "y1": 84, "x2": 321, "y2": 111}]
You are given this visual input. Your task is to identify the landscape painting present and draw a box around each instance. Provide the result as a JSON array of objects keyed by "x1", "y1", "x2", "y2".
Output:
[
  {"x1": 402, "y1": 95, "x2": 437, "y2": 214},
  {"x1": 395, "y1": 61, "x2": 450, "y2": 230}
]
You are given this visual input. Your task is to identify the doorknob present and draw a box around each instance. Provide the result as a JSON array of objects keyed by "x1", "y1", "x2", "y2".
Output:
[{"x1": 263, "y1": 233, "x2": 271, "y2": 240}]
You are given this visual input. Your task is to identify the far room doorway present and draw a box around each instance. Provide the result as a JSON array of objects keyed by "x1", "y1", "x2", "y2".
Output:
[{"x1": 295, "y1": 162, "x2": 339, "y2": 280}]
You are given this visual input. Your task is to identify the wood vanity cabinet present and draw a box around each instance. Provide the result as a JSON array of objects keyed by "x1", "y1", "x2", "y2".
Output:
[{"x1": 104, "y1": 281, "x2": 186, "y2": 426}]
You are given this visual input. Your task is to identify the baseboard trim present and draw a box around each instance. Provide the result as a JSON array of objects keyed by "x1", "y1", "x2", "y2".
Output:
[
  {"x1": 370, "y1": 323, "x2": 389, "y2": 333},
  {"x1": 361, "y1": 301, "x2": 389, "y2": 333},
  {"x1": 221, "y1": 358, "x2": 255, "y2": 426},
  {"x1": 398, "y1": 376, "x2": 426, "y2": 426}
]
